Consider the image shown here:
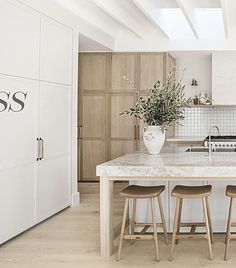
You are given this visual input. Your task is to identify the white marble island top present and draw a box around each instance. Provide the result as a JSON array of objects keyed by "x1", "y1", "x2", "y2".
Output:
[{"x1": 96, "y1": 152, "x2": 236, "y2": 179}]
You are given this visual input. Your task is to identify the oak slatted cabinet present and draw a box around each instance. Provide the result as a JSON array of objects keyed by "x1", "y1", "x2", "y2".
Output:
[{"x1": 78, "y1": 52, "x2": 176, "y2": 181}]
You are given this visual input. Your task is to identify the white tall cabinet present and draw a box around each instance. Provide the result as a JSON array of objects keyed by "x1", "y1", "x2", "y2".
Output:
[{"x1": 0, "y1": 0, "x2": 73, "y2": 243}]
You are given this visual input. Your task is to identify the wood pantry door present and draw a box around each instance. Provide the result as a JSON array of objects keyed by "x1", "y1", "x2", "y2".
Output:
[{"x1": 79, "y1": 94, "x2": 108, "y2": 181}]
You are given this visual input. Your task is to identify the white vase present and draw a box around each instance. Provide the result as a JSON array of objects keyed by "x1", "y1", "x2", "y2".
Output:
[{"x1": 143, "y1": 126, "x2": 165, "y2": 154}]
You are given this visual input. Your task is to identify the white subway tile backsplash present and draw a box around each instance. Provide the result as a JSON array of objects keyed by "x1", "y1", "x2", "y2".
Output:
[{"x1": 175, "y1": 108, "x2": 236, "y2": 136}]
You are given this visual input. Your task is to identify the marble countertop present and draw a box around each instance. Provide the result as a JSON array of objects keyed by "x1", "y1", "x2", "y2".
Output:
[{"x1": 96, "y1": 151, "x2": 236, "y2": 178}]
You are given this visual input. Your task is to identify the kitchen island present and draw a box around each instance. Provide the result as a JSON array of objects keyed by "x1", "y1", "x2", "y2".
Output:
[{"x1": 96, "y1": 151, "x2": 236, "y2": 257}]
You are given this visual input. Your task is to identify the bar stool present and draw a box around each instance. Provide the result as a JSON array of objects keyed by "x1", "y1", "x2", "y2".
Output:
[
  {"x1": 169, "y1": 185, "x2": 213, "y2": 261},
  {"x1": 117, "y1": 185, "x2": 168, "y2": 262},
  {"x1": 224, "y1": 185, "x2": 236, "y2": 260}
]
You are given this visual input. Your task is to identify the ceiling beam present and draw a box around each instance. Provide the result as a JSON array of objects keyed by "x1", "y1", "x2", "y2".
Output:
[
  {"x1": 132, "y1": 0, "x2": 169, "y2": 38},
  {"x1": 92, "y1": 0, "x2": 145, "y2": 38},
  {"x1": 176, "y1": 0, "x2": 199, "y2": 39},
  {"x1": 220, "y1": 0, "x2": 228, "y2": 38}
]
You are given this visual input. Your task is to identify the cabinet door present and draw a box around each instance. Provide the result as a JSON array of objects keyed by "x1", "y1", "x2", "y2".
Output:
[
  {"x1": 0, "y1": 76, "x2": 38, "y2": 169},
  {"x1": 79, "y1": 94, "x2": 107, "y2": 181},
  {"x1": 38, "y1": 155, "x2": 70, "y2": 221},
  {"x1": 212, "y1": 52, "x2": 236, "y2": 105},
  {"x1": 79, "y1": 53, "x2": 108, "y2": 92},
  {"x1": 0, "y1": 165, "x2": 36, "y2": 244},
  {"x1": 208, "y1": 182, "x2": 234, "y2": 232},
  {"x1": 110, "y1": 94, "x2": 137, "y2": 139},
  {"x1": 139, "y1": 53, "x2": 164, "y2": 91},
  {"x1": 166, "y1": 53, "x2": 176, "y2": 75},
  {"x1": 38, "y1": 82, "x2": 71, "y2": 221},
  {"x1": 80, "y1": 94, "x2": 106, "y2": 139},
  {"x1": 82, "y1": 140, "x2": 106, "y2": 181},
  {"x1": 40, "y1": 17, "x2": 73, "y2": 85},
  {"x1": 0, "y1": 76, "x2": 37, "y2": 243},
  {"x1": 111, "y1": 53, "x2": 137, "y2": 91},
  {"x1": 0, "y1": 1, "x2": 40, "y2": 79}
]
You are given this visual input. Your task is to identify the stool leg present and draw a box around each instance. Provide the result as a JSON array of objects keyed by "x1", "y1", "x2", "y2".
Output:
[
  {"x1": 158, "y1": 195, "x2": 168, "y2": 245},
  {"x1": 224, "y1": 197, "x2": 233, "y2": 261},
  {"x1": 130, "y1": 198, "x2": 136, "y2": 245},
  {"x1": 169, "y1": 197, "x2": 181, "y2": 261},
  {"x1": 202, "y1": 197, "x2": 213, "y2": 260},
  {"x1": 150, "y1": 197, "x2": 160, "y2": 262},
  {"x1": 175, "y1": 198, "x2": 183, "y2": 245},
  {"x1": 117, "y1": 198, "x2": 129, "y2": 261},
  {"x1": 206, "y1": 197, "x2": 214, "y2": 244}
]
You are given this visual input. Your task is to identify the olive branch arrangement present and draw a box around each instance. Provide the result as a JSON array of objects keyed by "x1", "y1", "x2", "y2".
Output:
[{"x1": 120, "y1": 68, "x2": 191, "y2": 130}]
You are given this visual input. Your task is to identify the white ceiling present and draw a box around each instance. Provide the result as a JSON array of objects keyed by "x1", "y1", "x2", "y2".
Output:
[{"x1": 54, "y1": 0, "x2": 236, "y2": 51}]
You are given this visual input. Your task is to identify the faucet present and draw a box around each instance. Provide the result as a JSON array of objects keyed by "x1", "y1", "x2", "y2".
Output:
[{"x1": 208, "y1": 126, "x2": 220, "y2": 155}]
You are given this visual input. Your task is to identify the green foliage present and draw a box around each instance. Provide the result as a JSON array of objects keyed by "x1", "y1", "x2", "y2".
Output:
[{"x1": 120, "y1": 68, "x2": 191, "y2": 128}]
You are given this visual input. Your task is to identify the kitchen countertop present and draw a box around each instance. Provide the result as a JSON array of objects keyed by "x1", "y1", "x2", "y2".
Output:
[
  {"x1": 98, "y1": 151, "x2": 236, "y2": 258},
  {"x1": 96, "y1": 151, "x2": 236, "y2": 178}
]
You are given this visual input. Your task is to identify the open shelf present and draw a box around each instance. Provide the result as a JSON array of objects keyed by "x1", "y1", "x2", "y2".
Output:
[{"x1": 189, "y1": 105, "x2": 236, "y2": 108}]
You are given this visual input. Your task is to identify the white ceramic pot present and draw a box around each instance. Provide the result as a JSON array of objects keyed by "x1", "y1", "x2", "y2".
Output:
[{"x1": 143, "y1": 126, "x2": 165, "y2": 154}]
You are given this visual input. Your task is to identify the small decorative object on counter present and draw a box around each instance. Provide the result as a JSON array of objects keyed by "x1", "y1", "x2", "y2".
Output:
[
  {"x1": 120, "y1": 67, "x2": 191, "y2": 154},
  {"x1": 193, "y1": 95, "x2": 199, "y2": 105},
  {"x1": 199, "y1": 92, "x2": 209, "y2": 105},
  {"x1": 191, "y1": 78, "x2": 198, "y2": 86}
]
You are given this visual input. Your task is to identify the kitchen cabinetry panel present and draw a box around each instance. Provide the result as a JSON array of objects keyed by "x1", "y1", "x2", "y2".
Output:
[
  {"x1": 212, "y1": 52, "x2": 236, "y2": 105},
  {"x1": 38, "y1": 155, "x2": 70, "y2": 221},
  {"x1": 40, "y1": 17, "x2": 73, "y2": 85},
  {"x1": 110, "y1": 94, "x2": 137, "y2": 139},
  {"x1": 0, "y1": 1, "x2": 40, "y2": 79},
  {"x1": 78, "y1": 52, "x2": 175, "y2": 181},
  {"x1": 39, "y1": 82, "x2": 71, "y2": 159},
  {"x1": 0, "y1": 164, "x2": 36, "y2": 244},
  {"x1": 79, "y1": 53, "x2": 108, "y2": 91},
  {"x1": 0, "y1": 76, "x2": 38, "y2": 169},
  {"x1": 80, "y1": 95, "x2": 106, "y2": 139},
  {"x1": 82, "y1": 140, "x2": 107, "y2": 181},
  {"x1": 111, "y1": 53, "x2": 137, "y2": 91},
  {"x1": 208, "y1": 181, "x2": 235, "y2": 232},
  {"x1": 139, "y1": 53, "x2": 164, "y2": 91},
  {"x1": 110, "y1": 140, "x2": 136, "y2": 160}
]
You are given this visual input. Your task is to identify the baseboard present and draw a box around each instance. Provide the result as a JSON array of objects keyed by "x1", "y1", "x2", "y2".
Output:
[{"x1": 71, "y1": 192, "x2": 80, "y2": 207}]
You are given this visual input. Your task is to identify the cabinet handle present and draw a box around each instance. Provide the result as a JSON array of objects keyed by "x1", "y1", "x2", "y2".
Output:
[
  {"x1": 37, "y1": 138, "x2": 40, "y2": 161},
  {"x1": 137, "y1": 125, "x2": 140, "y2": 140},
  {"x1": 40, "y1": 138, "x2": 44, "y2": 160},
  {"x1": 80, "y1": 125, "x2": 83, "y2": 140}
]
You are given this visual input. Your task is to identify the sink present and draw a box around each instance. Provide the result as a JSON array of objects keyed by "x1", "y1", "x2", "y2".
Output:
[{"x1": 186, "y1": 147, "x2": 236, "y2": 152}]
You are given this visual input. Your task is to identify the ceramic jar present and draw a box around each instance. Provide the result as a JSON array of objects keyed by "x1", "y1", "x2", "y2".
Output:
[{"x1": 143, "y1": 126, "x2": 165, "y2": 154}]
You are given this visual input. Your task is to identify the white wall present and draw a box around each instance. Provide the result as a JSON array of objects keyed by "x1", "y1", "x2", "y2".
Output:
[{"x1": 173, "y1": 52, "x2": 212, "y2": 100}]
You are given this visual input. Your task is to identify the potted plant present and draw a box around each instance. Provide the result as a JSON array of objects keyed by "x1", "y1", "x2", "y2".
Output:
[{"x1": 120, "y1": 69, "x2": 191, "y2": 154}]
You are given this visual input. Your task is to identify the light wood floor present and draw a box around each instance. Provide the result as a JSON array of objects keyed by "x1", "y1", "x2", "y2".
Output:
[{"x1": 1, "y1": 182, "x2": 236, "y2": 268}]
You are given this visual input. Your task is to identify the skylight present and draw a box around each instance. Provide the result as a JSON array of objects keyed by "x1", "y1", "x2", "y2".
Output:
[
  {"x1": 194, "y1": 8, "x2": 225, "y2": 38},
  {"x1": 153, "y1": 8, "x2": 196, "y2": 39}
]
